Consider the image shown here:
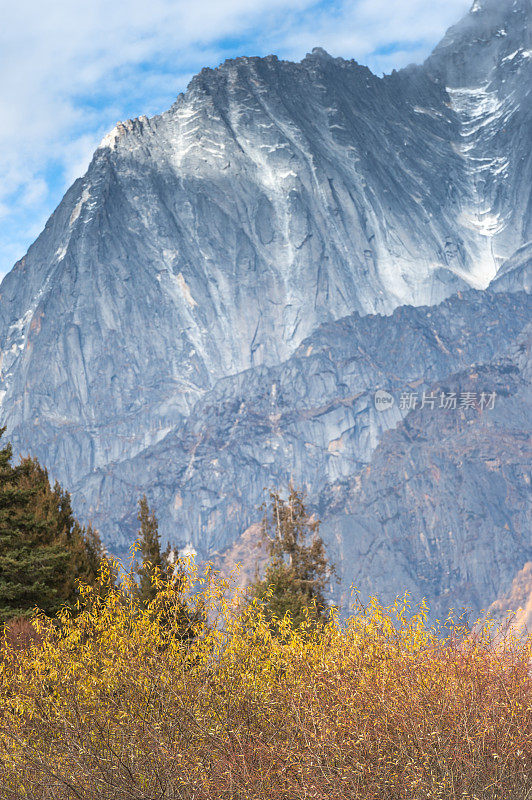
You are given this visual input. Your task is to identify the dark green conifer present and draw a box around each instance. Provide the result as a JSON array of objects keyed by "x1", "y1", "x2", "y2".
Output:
[
  {"x1": 133, "y1": 497, "x2": 203, "y2": 640},
  {"x1": 18, "y1": 458, "x2": 110, "y2": 600},
  {"x1": 0, "y1": 431, "x2": 110, "y2": 622},
  {"x1": 0, "y1": 433, "x2": 70, "y2": 621},
  {"x1": 249, "y1": 485, "x2": 334, "y2": 628},
  {"x1": 134, "y1": 495, "x2": 164, "y2": 606}
]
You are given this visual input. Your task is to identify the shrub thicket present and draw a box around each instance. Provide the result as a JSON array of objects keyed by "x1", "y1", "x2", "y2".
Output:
[{"x1": 1, "y1": 563, "x2": 531, "y2": 800}]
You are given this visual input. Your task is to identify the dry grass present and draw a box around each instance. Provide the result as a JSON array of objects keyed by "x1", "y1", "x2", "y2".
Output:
[{"x1": 0, "y1": 565, "x2": 531, "y2": 799}]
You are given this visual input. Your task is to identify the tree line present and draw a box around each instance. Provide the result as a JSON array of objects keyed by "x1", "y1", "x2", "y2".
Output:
[{"x1": 0, "y1": 428, "x2": 333, "y2": 627}]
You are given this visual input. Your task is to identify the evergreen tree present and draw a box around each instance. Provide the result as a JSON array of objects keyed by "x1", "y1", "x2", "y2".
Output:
[
  {"x1": 73, "y1": 522, "x2": 109, "y2": 587},
  {"x1": 134, "y1": 495, "x2": 165, "y2": 606},
  {"x1": 133, "y1": 497, "x2": 203, "y2": 640},
  {"x1": 18, "y1": 458, "x2": 110, "y2": 601},
  {"x1": 0, "y1": 433, "x2": 71, "y2": 621},
  {"x1": 0, "y1": 431, "x2": 110, "y2": 622},
  {"x1": 160, "y1": 541, "x2": 204, "y2": 643},
  {"x1": 249, "y1": 485, "x2": 334, "y2": 628}
]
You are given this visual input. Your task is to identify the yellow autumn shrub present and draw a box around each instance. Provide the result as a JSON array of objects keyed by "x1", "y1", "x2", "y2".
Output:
[{"x1": 0, "y1": 561, "x2": 531, "y2": 799}]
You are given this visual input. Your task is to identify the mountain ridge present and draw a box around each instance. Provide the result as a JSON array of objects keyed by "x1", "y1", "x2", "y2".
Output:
[{"x1": 0, "y1": 0, "x2": 530, "y2": 616}]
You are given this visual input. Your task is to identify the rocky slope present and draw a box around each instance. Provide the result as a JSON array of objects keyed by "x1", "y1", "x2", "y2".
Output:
[
  {"x1": 72, "y1": 284, "x2": 531, "y2": 617},
  {"x1": 0, "y1": 0, "x2": 530, "y2": 616},
  {"x1": 213, "y1": 283, "x2": 532, "y2": 620},
  {"x1": 320, "y1": 323, "x2": 532, "y2": 618},
  {"x1": 487, "y1": 562, "x2": 532, "y2": 635}
]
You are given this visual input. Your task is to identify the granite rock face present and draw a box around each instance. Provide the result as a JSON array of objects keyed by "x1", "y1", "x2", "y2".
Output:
[
  {"x1": 72, "y1": 288, "x2": 532, "y2": 619},
  {"x1": 319, "y1": 325, "x2": 532, "y2": 619},
  {"x1": 203, "y1": 287, "x2": 532, "y2": 619},
  {"x1": 0, "y1": 0, "x2": 530, "y2": 616},
  {"x1": 490, "y1": 242, "x2": 532, "y2": 292}
]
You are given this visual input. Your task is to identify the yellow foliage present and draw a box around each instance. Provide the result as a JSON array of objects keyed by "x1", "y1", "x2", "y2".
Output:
[{"x1": 0, "y1": 562, "x2": 531, "y2": 799}]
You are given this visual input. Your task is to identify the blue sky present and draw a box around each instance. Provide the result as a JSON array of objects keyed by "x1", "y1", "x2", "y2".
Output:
[{"x1": 0, "y1": 0, "x2": 471, "y2": 277}]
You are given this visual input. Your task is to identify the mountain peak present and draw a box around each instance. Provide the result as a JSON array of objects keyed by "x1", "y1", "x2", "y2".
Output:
[
  {"x1": 426, "y1": 0, "x2": 531, "y2": 85},
  {"x1": 470, "y1": 0, "x2": 530, "y2": 14},
  {"x1": 301, "y1": 47, "x2": 356, "y2": 68},
  {"x1": 306, "y1": 46, "x2": 333, "y2": 60},
  {"x1": 0, "y1": 0, "x2": 530, "y2": 617}
]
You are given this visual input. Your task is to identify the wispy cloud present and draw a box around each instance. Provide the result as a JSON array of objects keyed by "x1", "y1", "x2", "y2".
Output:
[{"x1": 0, "y1": 0, "x2": 471, "y2": 276}]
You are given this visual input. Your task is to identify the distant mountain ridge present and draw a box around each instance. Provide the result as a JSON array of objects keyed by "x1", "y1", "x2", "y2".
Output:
[
  {"x1": 72, "y1": 285, "x2": 532, "y2": 617},
  {"x1": 0, "y1": 0, "x2": 530, "y2": 616}
]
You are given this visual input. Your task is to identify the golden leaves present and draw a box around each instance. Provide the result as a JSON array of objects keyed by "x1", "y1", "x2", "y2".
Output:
[{"x1": 0, "y1": 566, "x2": 531, "y2": 798}]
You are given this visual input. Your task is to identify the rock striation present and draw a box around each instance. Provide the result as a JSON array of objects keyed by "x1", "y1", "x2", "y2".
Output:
[{"x1": 0, "y1": 0, "x2": 530, "y2": 616}]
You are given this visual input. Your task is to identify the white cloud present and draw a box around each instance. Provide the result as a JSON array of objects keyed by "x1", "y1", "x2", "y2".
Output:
[{"x1": 0, "y1": 0, "x2": 471, "y2": 277}]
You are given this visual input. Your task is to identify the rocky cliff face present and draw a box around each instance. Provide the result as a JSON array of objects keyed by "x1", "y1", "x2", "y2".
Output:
[
  {"x1": 72, "y1": 285, "x2": 532, "y2": 617},
  {"x1": 487, "y1": 562, "x2": 532, "y2": 636},
  {"x1": 0, "y1": 0, "x2": 530, "y2": 617},
  {"x1": 320, "y1": 321, "x2": 532, "y2": 619}
]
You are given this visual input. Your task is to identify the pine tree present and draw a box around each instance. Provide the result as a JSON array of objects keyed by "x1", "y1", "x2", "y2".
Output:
[
  {"x1": 73, "y1": 522, "x2": 109, "y2": 587},
  {"x1": 160, "y1": 540, "x2": 204, "y2": 643},
  {"x1": 0, "y1": 432, "x2": 111, "y2": 622},
  {"x1": 0, "y1": 434, "x2": 71, "y2": 622},
  {"x1": 18, "y1": 458, "x2": 110, "y2": 602},
  {"x1": 249, "y1": 485, "x2": 334, "y2": 628},
  {"x1": 134, "y1": 495, "x2": 165, "y2": 606},
  {"x1": 133, "y1": 497, "x2": 203, "y2": 640}
]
